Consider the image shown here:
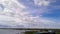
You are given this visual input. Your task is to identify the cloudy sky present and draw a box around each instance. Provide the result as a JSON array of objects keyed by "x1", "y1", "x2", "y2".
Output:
[{"x1": 0, "y1": 0, "x2": 60, "y2": 28}]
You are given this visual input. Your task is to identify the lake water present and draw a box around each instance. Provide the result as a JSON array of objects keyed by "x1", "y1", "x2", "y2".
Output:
[{"x1": 0, "y1": 29, "x2": 25, "y2": 34}]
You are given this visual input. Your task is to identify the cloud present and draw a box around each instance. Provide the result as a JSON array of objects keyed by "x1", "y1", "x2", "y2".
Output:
[
  {"x1": 0, "y1": 0, "x2": 60, "y2": 28},
  {"x1": 0, "y1": 0, "x2": 26, "y2": 27},
  {"x1": 34, "y1": 0, "x2": 50, "y2": 6}
]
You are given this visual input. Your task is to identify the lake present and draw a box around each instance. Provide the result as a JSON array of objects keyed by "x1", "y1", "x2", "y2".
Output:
[{"x1": 0, "y1": 29, "x2": 25, "y2": 34}]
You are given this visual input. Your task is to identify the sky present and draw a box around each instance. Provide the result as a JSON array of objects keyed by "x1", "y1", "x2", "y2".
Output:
[{"x1": 0, "y1": 0, "x2": 60, "y2": 28}]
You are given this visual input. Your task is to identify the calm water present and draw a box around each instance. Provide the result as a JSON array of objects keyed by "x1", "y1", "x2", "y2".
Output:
[{"x1": 0, "y1": 29, "x2": 25, "y2": 34}]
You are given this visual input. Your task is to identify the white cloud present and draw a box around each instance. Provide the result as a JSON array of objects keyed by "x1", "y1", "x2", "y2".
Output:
[
  {"x1": 0, "y1": 0, "x2": 60, "y2": 28},
  {"x1": 0, "y1": 0, "x2": 26, "y2": 26},
  {"x1": 34, "y1": 0, "x2": 50, "y2": 6}
]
